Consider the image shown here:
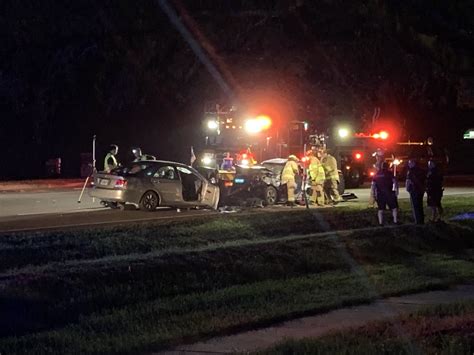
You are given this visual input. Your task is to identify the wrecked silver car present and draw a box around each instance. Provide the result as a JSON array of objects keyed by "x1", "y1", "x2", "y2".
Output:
[{"x1": 90, "y1": 160, "x2": 220, "y2": 211}]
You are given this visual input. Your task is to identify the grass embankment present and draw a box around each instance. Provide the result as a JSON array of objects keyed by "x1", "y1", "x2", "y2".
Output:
[
  {"x1": 0, "y1": 196, "x2": 473, "y2": 353},
  {"x1": 258, "y1": 300, "x2": 474, "y2": 355}
]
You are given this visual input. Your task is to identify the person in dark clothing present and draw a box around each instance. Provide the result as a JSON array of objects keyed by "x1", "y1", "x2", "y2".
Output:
[
  {"x1": 426, "y1": 160, "x2": 444, "y2": 222},
  {"x1": 371, "y1": 162, "x2": 399, "y2": 225},
  {"x1": 406, "y1": 159, "x2": 426, "y2": 224}
]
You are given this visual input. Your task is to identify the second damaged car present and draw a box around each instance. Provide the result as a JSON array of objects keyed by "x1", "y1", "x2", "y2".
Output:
[{"x1": 90, "y1": 160, "x2": 220, "y2": 211}]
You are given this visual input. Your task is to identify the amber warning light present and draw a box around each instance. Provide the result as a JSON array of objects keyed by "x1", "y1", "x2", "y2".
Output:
[{"x1": 244, "y1": 115, "x2": 272, "y2": 134}]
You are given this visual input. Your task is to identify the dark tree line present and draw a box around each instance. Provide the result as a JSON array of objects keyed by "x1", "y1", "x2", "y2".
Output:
[{"x1": 1, "y1": 0, "x2": 472, "y2": 178}]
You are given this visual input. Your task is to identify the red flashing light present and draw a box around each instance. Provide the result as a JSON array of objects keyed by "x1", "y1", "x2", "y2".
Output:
[
  {"x1": 354, "y1": 152, "x2": 362, "y2": 160},
  {"x1": 301, "y1": 156, "x2": 309, "y2": 163},
  {"x1": 369, "y1": 171, "x2": 375, "y2": 177},
  {"x1": 242, "y1": 153, "x2": 248, "y2": 159},
  {"x1": 372, "y1": 131, "x2": 389, "y2": 140}
]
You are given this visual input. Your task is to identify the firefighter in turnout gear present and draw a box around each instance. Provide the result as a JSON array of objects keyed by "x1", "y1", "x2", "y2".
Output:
[
  {"x1": 321, "y1": 149, "x2": 342, "y2": 204},
  {"x1": 103, "y1": 144, "x2": 119, "y2": 173},
  {"x1": 307, "y1": 150, "x2": 326, "y2": 206},
  {"x1": 282, "y1": 155, "x2": 299, "y2": 206}
]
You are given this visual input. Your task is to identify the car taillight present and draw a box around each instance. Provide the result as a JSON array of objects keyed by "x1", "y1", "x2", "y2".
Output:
[
  {"x1": 115, "y1": 179, "x2": 127, "y2": 188},
  {"x1": 354, "y1": 152, "x2": 362, "y2": 160}
]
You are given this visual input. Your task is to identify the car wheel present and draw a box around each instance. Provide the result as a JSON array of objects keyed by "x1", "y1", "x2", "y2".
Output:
[
  {"x1": 139, "y1": 191, "x2": 159, "y2": 211},
  {"x1": 263, "y1": 186, "x2": 278, "y2": 206}
]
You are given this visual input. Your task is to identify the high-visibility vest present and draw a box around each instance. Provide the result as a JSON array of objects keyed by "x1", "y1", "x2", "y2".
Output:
[
  {"x1": 282, "y1": 160, "x2": 298, "y2": 183},
  {"x1": 309, "y1": 157, "x2": 325, "y2": 184},
  {"x1": 322, "y1": 154, "x2": 339, "y2": 181},
  {"x1": 104, "y1": 153, "x2": 118, "y2": 172}
]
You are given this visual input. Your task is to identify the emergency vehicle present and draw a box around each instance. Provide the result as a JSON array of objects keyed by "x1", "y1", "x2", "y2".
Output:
[
  {"x1": 325, "y1": 127, "x2": 449, "y2": 184},
  {"x1": 195, "y1": 105, "x2": 353, "y2": 204},
  {"x1": 194, "y1": 104, "x2": 278, "y2": 202}
]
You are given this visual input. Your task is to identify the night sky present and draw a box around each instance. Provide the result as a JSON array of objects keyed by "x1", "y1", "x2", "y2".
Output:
[{"x1": 1, "y1": 0, "x2": 473, "y2": 179}]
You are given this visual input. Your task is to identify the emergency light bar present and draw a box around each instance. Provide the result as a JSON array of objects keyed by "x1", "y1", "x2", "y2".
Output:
[
  {"x1": 354, "y1": 131, "x2": 389, "y2": 140},
  {"x1": 372, "y1": 131, "x2": 389, "y2": 140}
]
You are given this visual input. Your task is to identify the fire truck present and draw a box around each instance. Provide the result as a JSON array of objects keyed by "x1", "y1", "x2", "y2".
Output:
[
  {"x1": 323, "y1": 128, "x2": 393, "y2": 188},
  {"x1": 194, "y1": 104, "x2": 279, "y2": 201},
  {"x1": 385, "y1": 139, "x2": 449, "y2": 179},
  {"x1": 323, "y1": 127, "x2": 449, "y2": 185},
  {"x1": 195, "y1": 105, "x2": 353, "y2": 205},
  {"x1": 195, "y1": 104, "x2": 320, "y2": 180}
]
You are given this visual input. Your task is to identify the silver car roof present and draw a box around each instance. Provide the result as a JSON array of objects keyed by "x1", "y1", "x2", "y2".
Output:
[
  {"x1": 129, "y1": 160, "x2": 203, "y2": 175},
  {"x1": 261, "y1": 158, "x2": 288, "y2": 165}
]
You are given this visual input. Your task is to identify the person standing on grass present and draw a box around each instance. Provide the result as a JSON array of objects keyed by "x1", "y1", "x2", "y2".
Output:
[
  {"x1": 406, "y1": 158, "x2": 426, "y2": 224},
  {"x1": 426, "y1": 160, "x2": 444, "y2": 222},
  {"x1": 371, "y1": 161, "x2": 399, "y2": 226}
]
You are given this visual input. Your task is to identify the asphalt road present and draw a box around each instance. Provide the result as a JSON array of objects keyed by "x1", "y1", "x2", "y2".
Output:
[{"x1": 0, "y1": 186, "x2": 472, "y2": 233}]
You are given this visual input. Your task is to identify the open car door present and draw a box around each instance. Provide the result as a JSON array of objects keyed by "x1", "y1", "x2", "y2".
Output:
[{"x1": 200, "y1": 179, "x2": 220, "y2": 210}]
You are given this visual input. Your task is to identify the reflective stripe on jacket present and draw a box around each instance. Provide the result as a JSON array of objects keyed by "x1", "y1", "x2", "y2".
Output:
[
  {"x1": 322, "y1": 154, "x2": 339, "y2": 181},
  {"x1": 104, "y1": 153, "x2": 118, "y2": 172},
  {"x1": 309, "y1": 157, "x2": 325, "y2": 184},
  {"x1": 281, "y1": 160, "x2": 298, "y2": 183}
]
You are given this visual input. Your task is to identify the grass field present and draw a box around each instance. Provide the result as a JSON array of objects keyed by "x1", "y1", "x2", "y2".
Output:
[
  {"x1": 257, "y1": 300, "x2": 474, "y2": 354},
  {"x1": 0, "y1": 196, "x2": 473, "y2": 353}
]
